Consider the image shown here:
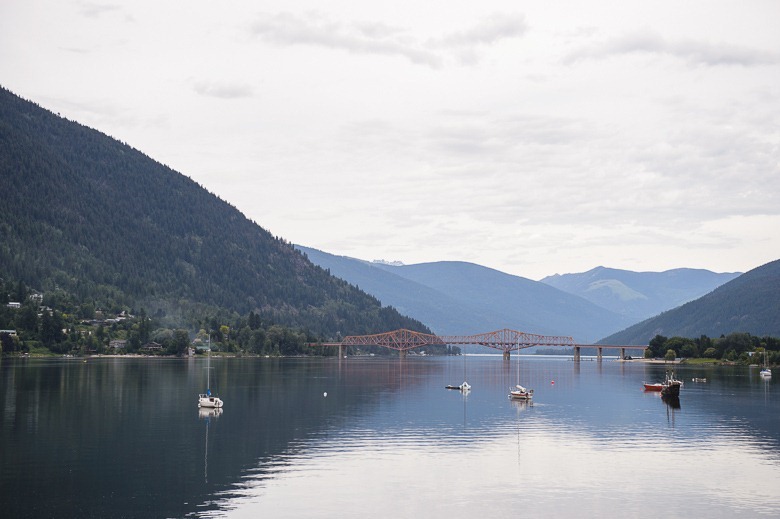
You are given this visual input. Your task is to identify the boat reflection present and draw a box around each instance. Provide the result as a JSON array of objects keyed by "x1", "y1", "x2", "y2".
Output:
[
  {"x1": 199, "y1": 407, "x2": 222, "y2": 483},
  {"x1": 199, "y1": 407, "x2": 223, "y2": 420},
  {"x1": 662, "y1": 394, "x2": 680, "y2": 410}
]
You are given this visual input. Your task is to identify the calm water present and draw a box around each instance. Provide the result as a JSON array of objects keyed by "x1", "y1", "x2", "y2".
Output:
[{"x1": 1, "y1": 355, "x2": 779, "y2": 518}]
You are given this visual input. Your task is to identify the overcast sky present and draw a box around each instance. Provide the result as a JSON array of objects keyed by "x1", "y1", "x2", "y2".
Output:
[{"x1": 2, "y1": 1, "x2": 779, "y2": 280}]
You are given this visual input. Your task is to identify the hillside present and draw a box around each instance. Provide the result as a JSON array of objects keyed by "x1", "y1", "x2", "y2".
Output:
[
  {"x1": 541, "y1": 266, "x2": 740, "y2": 321},
  {"x1": 296, "y1": 246, "x2": 630, "y2": 343},
  {"x1": 600, "y1": 259, "x2": 780, "y2": 345},
  {"x1": 0, "y1": 86, "x2": 428, "y2": 338}
]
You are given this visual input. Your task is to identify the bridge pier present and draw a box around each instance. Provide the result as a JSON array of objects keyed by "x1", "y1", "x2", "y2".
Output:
[
  {"x1": 573, "y1": 346, "x2": 581, "y2": 362},
  {"x1": 620, "y1": 347, "x2": 625, "y2": 360},
  {"x1": 338, "y1": 344, "x2": 344, "y2": 358},
  {"x1": 503, "y1": 350, "x2": 510, "y2": 360},
  {"x1": 597, "y1": 347, "x2": 603, "y2": 362},
  {"x1": 400, "y1": 349, "x2": 407, "y2": 358}
]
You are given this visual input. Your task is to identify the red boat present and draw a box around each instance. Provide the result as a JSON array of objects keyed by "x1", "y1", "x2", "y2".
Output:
[{"x1": 643, "y1": 382, "x2": 664, "y2": 391}]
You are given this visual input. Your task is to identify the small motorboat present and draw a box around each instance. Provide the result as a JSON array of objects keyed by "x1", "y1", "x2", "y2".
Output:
[
  {"x1": 446, "y1": 381, "x2": 471, "y2": 391},
  {"x1": 643, "y1": 382, "x2": 665, "y2": 391},
  {"x1": 509, "y1": 384, "x2": 533, "y2": 400}
]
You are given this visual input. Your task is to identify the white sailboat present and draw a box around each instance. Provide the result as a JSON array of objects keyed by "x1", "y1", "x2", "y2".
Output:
[
  {"x1": 198, "y1": 337, "x2": 224, "y2": 408},
  {"x1": 509, "y1": 353, "x2": 533, "y2": 400},
  {"x1": 760, "y1": 350, "x2": 772, "y2": 378}
]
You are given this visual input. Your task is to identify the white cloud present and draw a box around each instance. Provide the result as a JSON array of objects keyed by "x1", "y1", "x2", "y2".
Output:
[
  {"x1": 565, "y1": 29, "x2": 780, "y2": 67},
  {"x1": 249, "y1": 11, "x2": 528, "y2": 68},
  {"x1": 193, "y1": 80, "x2": 254, "y2": 99}
]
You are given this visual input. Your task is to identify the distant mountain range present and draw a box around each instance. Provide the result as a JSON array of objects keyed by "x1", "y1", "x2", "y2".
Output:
[
  {"x1": 541, "y1": 266, "x2": 740, "y2": 321},
  {"x1": 601, "y1": 259, "x2": 780, "y2": 344},
  {"x1": 296, "y1": 246, "x2": 767, "y2": 345},
  {"x1": 296, "y1": 246, "x2": 630, "y2": 343},
  {"x1": 0, "y1": 86, "x2": 428, "y2": 338}
]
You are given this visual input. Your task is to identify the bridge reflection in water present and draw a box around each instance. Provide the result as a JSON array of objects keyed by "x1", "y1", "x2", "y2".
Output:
[{"x1": 311, "y1": 328, "x2": 646, "y2": 360}]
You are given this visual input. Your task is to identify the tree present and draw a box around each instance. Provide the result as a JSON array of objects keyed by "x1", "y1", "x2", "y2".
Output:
[
  {"x1": 0, "y1": 332, "x2": 16, "y2": 353},
  {"x1": 664, "y1": 349, "x2": 677, "y2": 361},
  {"x1": 16, "y1": 303, "x2": 39, "y2": 334},
  {"x1": 648, "y1": 335, "x2": 668, "y2": 358}
]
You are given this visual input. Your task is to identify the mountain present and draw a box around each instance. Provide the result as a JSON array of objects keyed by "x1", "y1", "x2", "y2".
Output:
[
  {"x1": 296, "y1": 246, "x2": 630, "y2": 343},
  {"x1": 600, "y1": 259, "x2": 780, "y2": 345},
  {"x1": 0, "y1": 86, "x2": 428, "y2": 338},
  {"x1": 541, "y1": 266, "x2": 740, "y2": 321}
]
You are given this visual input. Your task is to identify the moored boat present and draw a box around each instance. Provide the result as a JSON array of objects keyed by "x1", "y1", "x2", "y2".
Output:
[
  {"x1": 445, "y1": 381, "x2": 471, "y2": 391},
  {"x1": 198, "y1": 390, "x2": 223, "y2": 408},
  {"x1": 509, "y1": 384, "x2": 533, "y2": 400},
  {"x1": 198, "y1": 337, "x2": 224, "y2": 408},
  {"x1": 660, "y1": 371, "x2": 682, "y2": 397},
  {"x1": 759, "y1": 350, "x2": 772, "y2": 378},
  {"x1": 644, "y1": 371, "x2": 683, "y2": 396}
]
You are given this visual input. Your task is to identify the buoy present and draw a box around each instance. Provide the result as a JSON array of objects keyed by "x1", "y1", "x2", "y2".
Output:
[
  {"x1": 551, "y1": 380, "x2": 555, "y2": 385},
  {"x1": 323, "y1": 392, "x2": 328, "y2": 397}
]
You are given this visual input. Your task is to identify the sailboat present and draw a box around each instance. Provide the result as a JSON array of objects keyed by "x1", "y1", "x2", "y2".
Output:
[
  {"x1": 760, "y1": 350, "x2": 772, "y2": 378},
  {"x1": 198, "y1": 337, "x2": 224, "y2": 408},
  {"x1": 445, "y1": 348, "x2": 470, "y2": 391},
  {"x1": 508, "y1": 353, "x2": 533, "y2": 400}
]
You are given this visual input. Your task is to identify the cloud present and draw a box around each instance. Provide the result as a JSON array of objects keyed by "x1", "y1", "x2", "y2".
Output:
[
  {"x1": 78, "y1": 2, "x2": 121, "y2": 18},
  {"x1": 249, "y1": 12, "x2": 527, "y2": 68},
  {"x1": 249, "y1": 12, "x2": 442, "y2": 68},
  {"x1": 77, "y1": 1, "x2": 133, "y2": 22},
  {"x1": 193, "y1": 81, "x2": 254, "y2": 99},
  {"x1": 433, "y1": 13, "x2": 528, "y2": 48},
  {"x1": 565, "y1": 29, "x2": 780, "y2": 67}
]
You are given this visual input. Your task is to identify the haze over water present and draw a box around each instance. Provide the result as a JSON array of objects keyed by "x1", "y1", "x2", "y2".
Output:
[{"x1": 2, "y1": 355, "x2": 778, "y2": 518}]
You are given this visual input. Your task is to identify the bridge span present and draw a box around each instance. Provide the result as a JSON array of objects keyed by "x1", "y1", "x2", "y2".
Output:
[{"x1": 311, "y1": 328, "x2": 646, "y2": 361}]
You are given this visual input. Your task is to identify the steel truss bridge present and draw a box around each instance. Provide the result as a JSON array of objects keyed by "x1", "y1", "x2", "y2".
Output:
[{"x1": 313, "y1": 328, "x2": 646, "y2": 360}]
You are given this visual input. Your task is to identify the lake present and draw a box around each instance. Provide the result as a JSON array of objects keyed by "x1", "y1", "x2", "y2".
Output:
[{"x1": 1, "y1": 355, "x2": 778, "y2": 518}]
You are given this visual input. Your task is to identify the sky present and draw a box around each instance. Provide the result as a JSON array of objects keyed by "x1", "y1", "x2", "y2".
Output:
[{"x1": 2, "y1": 1, "x2": 779, "y2": 280}]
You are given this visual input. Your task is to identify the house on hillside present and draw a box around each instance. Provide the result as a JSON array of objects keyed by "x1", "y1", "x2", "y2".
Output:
[{"x1": 109, "y1": 339, "x2": 127, "y2": 350}]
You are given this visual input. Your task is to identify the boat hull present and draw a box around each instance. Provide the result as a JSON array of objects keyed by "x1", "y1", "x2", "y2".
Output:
[
  {"x1": 660, "y1": 382, "x2": 681, "y2": 397},
  {"x1": 198, "y1": 394, "x2": 224, "y2": 408},
  {"x1": 643, "y1": 383, "x2": 664, "y2": 391}
]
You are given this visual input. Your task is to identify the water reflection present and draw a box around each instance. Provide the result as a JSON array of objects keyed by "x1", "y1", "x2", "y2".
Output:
[
  {"x1": 199, "y1": 407, "x2": 223, "y2": 484},
  {"x1": 2, "y1": 356, "x2": 780, "y2": 518}
]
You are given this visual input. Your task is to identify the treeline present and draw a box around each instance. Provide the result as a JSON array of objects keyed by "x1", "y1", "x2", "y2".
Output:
[
  {"x1": 646, "y1": 333, "x2": 780, "y2": 364},
  {"x1": 0, "y1": 280, "x2": 448, "y2": 357}
]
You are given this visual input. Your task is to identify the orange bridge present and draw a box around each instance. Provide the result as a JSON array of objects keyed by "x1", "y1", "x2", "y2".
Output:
[{"x1": 312, "y1": 328, "x2": 646, "y2": 360}]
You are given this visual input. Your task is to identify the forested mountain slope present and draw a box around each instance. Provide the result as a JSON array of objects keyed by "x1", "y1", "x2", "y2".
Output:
[
  {"x1": 600, "y1": 259, "x2": 780, "y2": 345},
  {"x1": 541, "y1": 266, "x2": 740, "y2": 320},
  {"x1": 0, "y1": 86, "x2": 427, "y2": 338}
]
